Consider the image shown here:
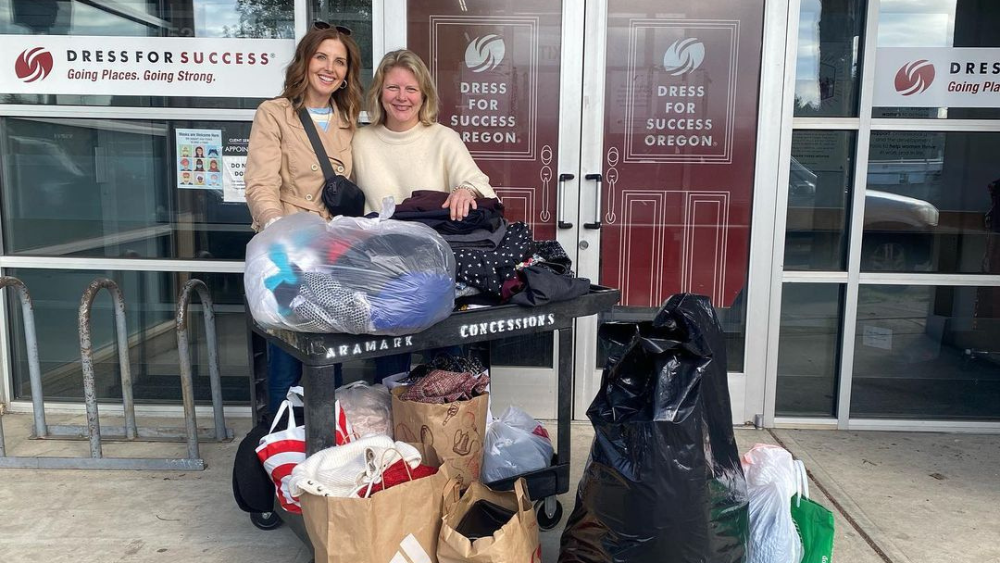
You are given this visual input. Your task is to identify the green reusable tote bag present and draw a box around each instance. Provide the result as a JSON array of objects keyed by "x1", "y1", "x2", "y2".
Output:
[{"x1": 791, "y1": 496, "x2": 835, "y2": 563}]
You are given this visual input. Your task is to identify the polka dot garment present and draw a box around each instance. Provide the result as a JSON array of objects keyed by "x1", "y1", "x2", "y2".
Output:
[{"x1": 454, "y1": 221, "x2": 535, "y2": 297}]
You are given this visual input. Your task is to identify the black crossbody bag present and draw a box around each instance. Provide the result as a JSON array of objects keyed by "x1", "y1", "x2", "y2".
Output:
[{"x1": 297, "y1": 107, "x2": 366, "y2": 217}]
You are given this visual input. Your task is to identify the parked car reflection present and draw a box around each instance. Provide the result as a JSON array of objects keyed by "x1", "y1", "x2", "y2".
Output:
[{"x1": 787, "y1": 157, "x2": 940, "y2": 271}]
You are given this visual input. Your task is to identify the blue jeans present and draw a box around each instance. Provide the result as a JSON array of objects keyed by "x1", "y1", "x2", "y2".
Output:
[{"x1": 267, "y1": 343, "x2": 344, "y2": 413}]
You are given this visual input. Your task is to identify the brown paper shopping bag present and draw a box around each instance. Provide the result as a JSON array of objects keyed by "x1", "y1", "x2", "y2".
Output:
[
  {"x1": 391, "y1": 388, "x2": 488, "y2": 486},
  {"x1": 300, "y1": 466, "x2": 457, "y2": 563},
  {"x1": 437, "y1": 478, "x2": 542, "y2": 563}
]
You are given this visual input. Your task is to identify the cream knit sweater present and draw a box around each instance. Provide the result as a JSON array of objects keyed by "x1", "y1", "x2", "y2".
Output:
[{"x1": 352, "y1": 122, "x2": 497, "y2": 213}]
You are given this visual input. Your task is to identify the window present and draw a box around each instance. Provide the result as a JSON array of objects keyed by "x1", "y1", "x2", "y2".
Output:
[
  {"x1": 785, "y1": 130, "x2": 857, "y2": 270},
  {"x1": 852, "y1": 284, "x2": 1000, "y2": 420},
  {"x1": 6, "y1": 268, "x2": 250, "y2": 404},
  {"x1": 1, "y1": 117, "x2": 254, "y2": 259},
  {"x1": 794, "y1": 0, "x2": 866, "y2": 117},
  {"x1": 863, "y1": 131, "x2": 997, "y2": 274}
]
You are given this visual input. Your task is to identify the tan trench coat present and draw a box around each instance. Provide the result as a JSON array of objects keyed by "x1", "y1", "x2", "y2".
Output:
[{"x1": 245, "y1": 97, "x2": 354, "y2": 231}]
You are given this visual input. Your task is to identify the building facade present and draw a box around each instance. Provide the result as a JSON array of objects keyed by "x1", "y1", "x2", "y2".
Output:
[{"x1": 0, "y1": 0, "x2": 997, "y2": 432}]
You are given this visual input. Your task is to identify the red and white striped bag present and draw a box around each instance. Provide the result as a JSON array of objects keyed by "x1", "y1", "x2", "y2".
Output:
[{"x1": 256, "y1": 386, "x2": 354, "y2": 513}]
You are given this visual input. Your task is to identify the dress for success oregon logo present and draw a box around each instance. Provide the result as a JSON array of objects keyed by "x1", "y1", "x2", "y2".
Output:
[
  {"x1": 894, "y1": 59, "x2": 935, "y2": 95},
  {"x1": 15, "y1": 47, "x2": 53, "y2": 83}
]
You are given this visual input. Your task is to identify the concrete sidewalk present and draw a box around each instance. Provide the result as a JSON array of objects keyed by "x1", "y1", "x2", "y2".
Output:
[{"x1": 0, "y1": 412, "x2": 997, "y2": 563}]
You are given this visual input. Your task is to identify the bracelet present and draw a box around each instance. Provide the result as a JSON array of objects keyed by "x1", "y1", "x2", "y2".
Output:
[{"x1": 451, "y1": 185, "x2": 476, "y2": 195}]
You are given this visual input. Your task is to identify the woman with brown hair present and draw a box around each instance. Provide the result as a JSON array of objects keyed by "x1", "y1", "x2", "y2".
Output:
[
  {"x1": 245, "y1": 23, "x2": 363, "y2": 232},
  {"x1": 245, "y1": 23, "x2": 362, "y2": 411}
]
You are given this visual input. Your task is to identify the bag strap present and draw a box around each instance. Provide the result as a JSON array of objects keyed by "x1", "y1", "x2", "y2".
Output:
[
  {"x1": 297, "y1": 107, "x2": 339, "y2": 183},
  {"x1": 268, "y1": 399, "x2": 296, "y2": 433}
]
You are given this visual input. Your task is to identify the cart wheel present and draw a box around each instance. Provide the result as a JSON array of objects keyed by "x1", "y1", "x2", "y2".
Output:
[
  {"x1": 535, "y1": 499, "x2": 563, "y2": 530},
  {"x1": 250, "y1": 511, "x2": 283, "y2": 530}
]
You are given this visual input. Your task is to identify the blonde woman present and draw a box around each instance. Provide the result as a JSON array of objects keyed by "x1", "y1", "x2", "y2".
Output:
[{"x1": 352, "y1": 49, "x2": 496, "y2": 220}]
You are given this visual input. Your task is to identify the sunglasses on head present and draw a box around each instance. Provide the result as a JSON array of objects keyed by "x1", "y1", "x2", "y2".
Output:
[{"x1": 312, "y1": 21, "x2": 352, "y2": 35}]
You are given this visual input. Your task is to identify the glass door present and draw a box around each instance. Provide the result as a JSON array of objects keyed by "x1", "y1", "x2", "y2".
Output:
[
  {"x1": 573, "y1": 0, "x2": 768, "y2": 421},
  {"x1": 402, "y1": 0, "x2": 776, "y2": 422},
  {"x1": 405, "y1": 0, "x2": 580, "y2": 418}
]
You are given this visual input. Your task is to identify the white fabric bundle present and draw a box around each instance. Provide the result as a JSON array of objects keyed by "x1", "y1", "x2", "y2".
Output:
[{"x1": 289, "y1": 435, "x2": 421, "y2": 498}]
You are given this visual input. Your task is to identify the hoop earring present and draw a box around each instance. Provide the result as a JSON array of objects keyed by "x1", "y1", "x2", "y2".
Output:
[{"x1": 339, "y1": 80, "x2": 348, "y2": 90}]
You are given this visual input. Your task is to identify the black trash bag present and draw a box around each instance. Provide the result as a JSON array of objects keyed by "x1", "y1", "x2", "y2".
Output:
[
  {"x1": 232, "y1": 407, "x2": 303, "y2": 514},
  {"x1": 559, "y1": 293, "x2": 749, "y2": 563}
]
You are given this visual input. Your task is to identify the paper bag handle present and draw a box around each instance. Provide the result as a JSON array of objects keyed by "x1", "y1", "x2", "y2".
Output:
[
  {"x1": 441, "y1": 476, "x2": 464, "y2": 514},
  {"x1": 360, "y1": 447, "x2": 417, "y2": 499}
]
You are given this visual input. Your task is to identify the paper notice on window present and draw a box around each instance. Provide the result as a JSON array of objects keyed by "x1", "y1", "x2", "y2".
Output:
[
  {"x1": 222, "y1": 133, "x2": 249, "y2": 203},
  {"x1": 176, "y1": 129, "x2": 223, "y2": 191},
  {"x1": 222, "y1": 156, "x2": 247, "y2": 202},
  {"x1": 863, "y1": 325, "x2": 893, "y2": 351}
]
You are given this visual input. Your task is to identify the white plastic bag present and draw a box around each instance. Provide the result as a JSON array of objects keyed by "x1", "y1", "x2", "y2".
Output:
[
  {"x1": 335, "y1": 381, "x2": 392, "y2": 439},
  {"x1": 244, "y1": 199, "x2": 456, "y2": 335},
  {"x1": 481, "y1": 406, "x2": 553, "y2": 483},
  {"x1": 741, "y1": 444, "x2": 803, "y2": 563}
]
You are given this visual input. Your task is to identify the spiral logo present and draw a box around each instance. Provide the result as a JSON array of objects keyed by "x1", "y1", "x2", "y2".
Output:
[
  {"x1": 663, "y1": 38, "x2": 705, "y2": 76},
  {"x1": 15, "y1": 47, "x2": 54, "y2": 83},
  {"x1": 894, "y1": 60, "x2": 935, "y2": 96},
  {"x1": 464, "y1": 35, "x2": 505, "y2": 73}
]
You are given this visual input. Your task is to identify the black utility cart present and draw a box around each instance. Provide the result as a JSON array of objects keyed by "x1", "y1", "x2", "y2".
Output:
[{"x1": 245, "y1": 286, "x2": 620, "y2": 540}]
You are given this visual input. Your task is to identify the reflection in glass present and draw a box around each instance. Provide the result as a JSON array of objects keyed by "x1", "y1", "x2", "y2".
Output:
[
  {"x1": 852, "y1": 285, "x2": 1000, "y2": 420},
  {"x1": 776, "y1": 283, "x2": 843, "y2": 417},
  {"x1": 875, "y1": 0, "x2": 1000, "y2": 119},
  {"x1": 6, "y1": 269, "x2": 251, "y2": 404},
  {"x1": 785, "y1": 131, "x2": 856, "y2": 270},
  {"x1": 863, "y1": 131, "x2": 996, "y2": 274},
  {"x1": 313, "y1": 0, "x2": 375, "y2": 87},
  {"x1": 595, "y1": 299, "x2": 747, "y2": 373},
  {"x1": 0, "y1": 0, "x2": 297, "y2": 108},
  {"x1": 794, "y1": 0, "x2": 865, "y2": 117},
  {"x1": 0, "y1": 117, "x2": 254, "y2": 259}
]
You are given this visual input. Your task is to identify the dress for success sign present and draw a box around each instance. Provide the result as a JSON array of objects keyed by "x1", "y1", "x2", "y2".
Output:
[
  {"x1": 1, "y1": 35, "x2": 293, "y2": 98},
  {"x1": 410, "y1": 2, "x2": 562, "y2": 240},
  {"x1": 427, "y1": 16, "x2": 538, "y2": 160},
  {"x1": 875, "y1": 48, "x2": 1000, "y2": 108},
  {"x1": 625, "y1": 20, "x2": 738, "y2": 164}
]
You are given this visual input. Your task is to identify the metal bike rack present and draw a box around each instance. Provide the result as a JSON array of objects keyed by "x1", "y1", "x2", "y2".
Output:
[
  {"x1": 176, "y1": 278, "x2": 232, "y2": 461},
  {"x1": 0, "y1": 277, "x2": 48, "y2": 454},
  {"x1": 0, "y1": 277, "x2": 230, "y2": 470}
]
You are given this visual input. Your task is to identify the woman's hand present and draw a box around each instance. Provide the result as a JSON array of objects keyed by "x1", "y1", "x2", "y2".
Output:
[{"x1": 443, "y1": 187, "x2": 478, "y2": 220}]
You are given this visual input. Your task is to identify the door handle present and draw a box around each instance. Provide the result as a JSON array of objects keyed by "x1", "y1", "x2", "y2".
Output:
[
  {"x1": 583, "y1": 173, "x2": 603, "y2": 230},
  {"x1": 557, "y1": 173, "x2": 574, "y2": 229}
]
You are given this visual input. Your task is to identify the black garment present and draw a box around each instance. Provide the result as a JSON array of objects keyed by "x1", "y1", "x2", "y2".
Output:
[
  {"x1": 396, "y1": 189, "x2": 504, "y2": 213},
  {"x1": 442, "y1": 219, "x2": 508, "y2": 251},
  {"x1": 533, "y1": 240, "x2": 573, "y2": 269},
  {"x1": 454, "y1": 222, "x2": 534, "y2": 297},
  {"x1": 392, "y1": 208, "x2": 504, "y2": 235},
  {"x1": 509, "y1": 263, "x2": 590, "y2": 307}
]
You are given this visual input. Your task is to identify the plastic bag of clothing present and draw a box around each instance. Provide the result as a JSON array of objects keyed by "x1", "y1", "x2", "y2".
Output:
[
  {"x1": 742, "y1": 444, "x2": 804, "y2": 563},
  {"x1": 559, "y1": 294, "x2": 749, "y2": 563},
  {"x1": 244, "y1": 200, "x2": 456, "y2": 335},
  {"x1": 335, "y1": 381, "x2": 392, "y2": 439},
  {"x1": 481, "y1": 406, "x2": 553, "y2": 484}
]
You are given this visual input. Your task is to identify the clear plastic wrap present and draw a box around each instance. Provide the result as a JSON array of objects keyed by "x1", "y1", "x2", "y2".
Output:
[
  {"x1": 481, "y1": 406, "x2": 553, "y2": 483},
  {"x1": 244, "y1": 201, "x2": 456, "y2": 335},
  {"x1": 335, "y1": 381, "x2": 392, "y2": 439}
]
